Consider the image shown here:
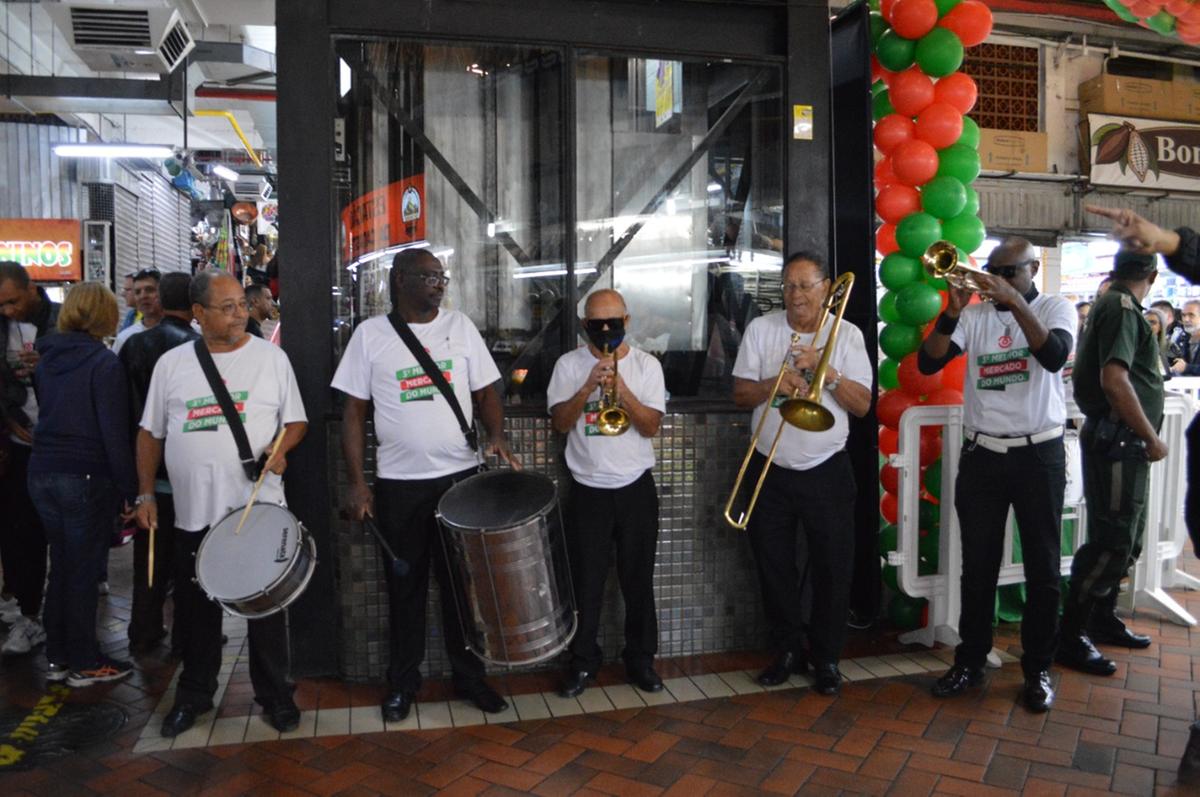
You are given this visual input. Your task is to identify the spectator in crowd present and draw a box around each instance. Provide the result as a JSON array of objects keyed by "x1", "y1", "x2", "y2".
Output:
[
  {"x1": 119, "y1": 274, "x2": 139, "y2": 332},
  {"x1": 0, "y1": 261, "x2": 58, "y2": 654},
  {"x1": 244, "y1": 284, "x2": 277, "y2": 339},
  {"x1": 113, "y1": 269, "x2": 163, "y2": 354},
  {"x1": 1171, "y1": 301, "x2": 1200, "y2": 376},
  {"x1": 1097, "y1": 274, "x2": 1114, "y2": 297},
  {"x1": 1145, "y1": 308, "x2": 1173, "y2": 379},
  {"x1": 1151, "y1": 299, "x2": 1186, "y2": 353},
  {"x1": 28, "y1": 282, "x2": 136, "y2": 685},
  {"x1": 1075, "y1": 301, "x2": 1092, "y2": 336}
]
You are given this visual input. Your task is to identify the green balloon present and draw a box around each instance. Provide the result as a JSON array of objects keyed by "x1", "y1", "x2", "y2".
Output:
[
  {"x1": 919, "y1": 527, "x2": 939, "y2": 567},
  {"x1": 872, "y1": 79, "x2": 887, "y2": 96},
  {"x1": 878, "y1": 523, "x2": 899, "y2": 557},
  {"x1": 879, "y1": 357, "x2": 900, "y2": 390},
  {"x1": 1106, "y1": 1, "x2": 1138, "y2": 23},
  {"x1": 896, "y1": 282, "x2": 943, "y2": 326},
  {"x1": 870, "y1": 0, "x2": 881, "y2": 10},
  {"x1": 943, "y1": 212, "x2": 987, "y2": 253},
  {"x1": 880, "y1": 291, "x2": 902, "y2": 324},
  {"x1": 962, "y1": 184, "x2": 979, "y2": 217},
  {"x1": 921, "y1": 175, "x2": 968, "y2": 220},
  {"x1": 915, "y1": 28, "x2": 964, "y2": 79},
  {"x1": 870, "y1": 12, "x2": 890, "y2": 48},
  {"x1": 873, "y1": 88, "x2": 895, "y2": 121},
  {"x1": 937, "y1": 143, "x2": 981, "y2": 184},
  {"x1": 880, "y1": 253, "x2": 924, "y2": 291},
  {"x1": 883, "y1": 564, "x2": 901, "y2": 594},
  {"x1": 876, "y1": 30, "x2": 916, "y2": 73},
  {"x1": 919, "y1": 498, "x2": 940, "y2": 530},
  {"x1": 934, "y1": 0, "x2": 961, "y2": 16},
  {"x1": 1146, "y1": 11, "x2": 1176, "y2": 35},
  {"x1": 888, "y1": 594, "x2": 926, "y2": 629},
  {"x1": 924, "y1": 458, "x2": 942, "y2": 499},
  {"x1": 957, "y1": 116, "x2": 980, "y2": 149},
  {"x1": 879, "y1": 322, "x2": 924, "y2": 360},
  {"x1": 896, "y1": 212, "x2": 943, "y2": 259},
  {"x1": 925, "y1": 274, "x2": 947, "y2": 290}
]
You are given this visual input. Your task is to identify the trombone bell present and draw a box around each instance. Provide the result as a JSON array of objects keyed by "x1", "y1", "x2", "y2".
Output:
[{"x1": 778, "y1": 397, "x2": 834, "y2": 432}]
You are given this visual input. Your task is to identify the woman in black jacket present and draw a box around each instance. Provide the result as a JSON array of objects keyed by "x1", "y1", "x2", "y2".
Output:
[{"x1": 28, "y1": 282, "x2": 137, "y2": 687}]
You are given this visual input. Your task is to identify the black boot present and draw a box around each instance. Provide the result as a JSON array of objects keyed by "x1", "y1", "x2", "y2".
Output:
[
  {"x1": 1056, "y1": 591, "x2": 1117, "y2": 676},
  {"x1": 1087, "y1": 590, "x2": 1151, "y2": 649},
  {"x1": 1180, "y1": 720, "x2": 1200, "y2": 786}
]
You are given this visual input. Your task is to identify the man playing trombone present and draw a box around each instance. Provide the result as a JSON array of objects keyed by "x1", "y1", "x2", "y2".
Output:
[
  {"x1": 547, "y1": 289, "x2": 666, "y2": 698},
  {"x1": 730, "y1": 252, "x2": 872, "y2": 695},
  {"x1": 918, "y1": 237, "x2": 1076, "y2": 713}
]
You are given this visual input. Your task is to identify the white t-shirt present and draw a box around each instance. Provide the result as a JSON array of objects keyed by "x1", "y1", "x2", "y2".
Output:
[
  {"x1": 732, "y1": 311, "x2": 873, "y2": 471},
  {"x1": 4, "y1": 319, "x2": 37, "y2": 446},
  {"x1": 547, "y1": 345, "x2": 666, "y2": 489},
  {"x1": 951, "y1": 292, "x2": 1077, "y2": 436},
  {"x1": 331, "y1": 311, "x2": 501, "y2": 480},
  {"x1": 112, "y1": 320, "x2": 145, "y2": 354},
  {"x1": 140, "y1": 336, "x2": 307, "y2": 531}
]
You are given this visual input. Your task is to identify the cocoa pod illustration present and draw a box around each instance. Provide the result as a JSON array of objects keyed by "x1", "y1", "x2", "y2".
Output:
[
  {"x1": 1127, "y1": 128, "x2": 1150, "y2": 182},
  {"x1": 1095, "y1": 123, "x2": 1132, "y2": 165}
]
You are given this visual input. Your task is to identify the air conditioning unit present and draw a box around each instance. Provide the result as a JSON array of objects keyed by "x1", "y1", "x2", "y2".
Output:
[
  {"x1": 233, "y1": 176, "x2": 272, "y2": 202},
  {"x1": 46, "y1": 3, "x2": 195, "y2": 74}
]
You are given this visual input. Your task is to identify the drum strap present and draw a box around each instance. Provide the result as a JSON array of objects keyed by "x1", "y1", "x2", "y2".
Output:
[
  {"x1": 193, "y1": 340, "x2": 265, "y2": 481},
  {"x1": 387, "y1": 312, "x2": 478, "y2": 452}
]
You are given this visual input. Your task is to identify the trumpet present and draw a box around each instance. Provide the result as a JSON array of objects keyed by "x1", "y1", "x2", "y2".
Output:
[
  {"x1": 922, "y1": 240, "x2": 992, "y2": 298},
  {"x1": 724, "y1": 272, "x2": 855, "y2": 530},
  {"x1": 596, "y1": 345, "x2": 630, "y2": 436}
]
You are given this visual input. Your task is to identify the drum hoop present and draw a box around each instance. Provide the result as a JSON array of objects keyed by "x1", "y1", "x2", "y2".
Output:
[
  {"x1": 436, "y1": 500, "x2": 556, "y2": 534},
  {"x1": 197, "y1": 502, "x2": 305, "y2": 601},
  {"x1": 220, "y1": 532, "x2": 318, "y2": 619}
]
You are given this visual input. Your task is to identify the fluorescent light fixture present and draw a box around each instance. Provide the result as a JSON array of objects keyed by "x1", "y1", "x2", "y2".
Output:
[
  {"x1": 212, "y1": 165, "x2": 240, "y2": 181},
  {"x1": 339, "y1": 57, "x2": 352, "y2": 98},
  {"x1": 707, "y1": 182, "x2": 722, "y2": 193},
  {"x1": 54, "y1": 143, "x2": 174, "y2": 159}
]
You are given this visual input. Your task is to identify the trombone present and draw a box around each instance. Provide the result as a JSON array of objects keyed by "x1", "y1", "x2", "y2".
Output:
[{"x1": 723, "y1": 272, "x2": 855, "y2": 530}]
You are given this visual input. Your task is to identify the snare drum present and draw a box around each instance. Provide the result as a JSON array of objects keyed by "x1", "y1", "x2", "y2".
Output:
[{"x1": 195, "y1": 502, "x2": 317, "y2": 618}]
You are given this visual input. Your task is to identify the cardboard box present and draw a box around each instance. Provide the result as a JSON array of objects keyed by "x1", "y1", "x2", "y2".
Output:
[
  {"x1": 1174, "y1": 81, "x2": 1200, "y2": 122},
  {"x1": 1079, "y1": 73, "x2": 1175, "y2": 121},
  {"x1": 979, "y1": 129, "x2": 1048, "y2": 172}
]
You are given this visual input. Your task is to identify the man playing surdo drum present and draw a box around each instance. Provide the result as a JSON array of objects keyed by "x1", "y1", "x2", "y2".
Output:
[{"x1": 135, "y1": 270, "x2": 307, "y2": 737}]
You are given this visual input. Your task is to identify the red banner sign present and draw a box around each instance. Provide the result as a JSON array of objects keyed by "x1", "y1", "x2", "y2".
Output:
[
  {"x1": 340, "y1": 175, "x2": 425, "y2": 265},
  {"x1": 0, "y1": 219, "x2": 82, "y2": 282}
]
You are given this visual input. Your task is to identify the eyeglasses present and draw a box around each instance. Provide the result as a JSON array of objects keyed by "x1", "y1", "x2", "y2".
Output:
[
  {"x1": 408, "y1": 271, "x2": 450, "y2": 288},
  {"x1": 206, "y1": 300, "x2": 250, "y2": 316},
  {"x1": 132, "y1": 268, "x2": 161, "y2": 282},
  {"x1": 984, "y1": 259, "x2": 1034, "y2": 279},
  {"x1": 584, "y1": 317, "x2": 625, "y2": 334},
  {"x1": 782, "y1": 280, "x2": 827, "y2": 294}
]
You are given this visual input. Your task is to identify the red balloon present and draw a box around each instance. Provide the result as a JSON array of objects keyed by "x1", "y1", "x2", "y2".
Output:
[
  {"x1": 891, "y1": 0, "x2": 939, "y2": 39},
  {"x1": 876, "y1": 184, "x2": 922, "y2": 224},
  {"x1": 891, "y1": 139, "x2": 939, "y2": 186},
  {"x1": 923, "y1": 387, "x2": 964, "y2": 406},
  {"x1": 877, "y1": 223, "x2": 899, "y2": 256},
  {"x1": 874, "y1": 113, "x2": 916, "y2": 156},
  {"x1": 934, "y1": 72, "x2": 978, "y2": 114},
  {"x1": 939, "y1": 0, "x2": 993, "y2": 48},
  {"x1": 889, "y1": 68, "x2": 936, "y2": 117},
  {"x1": 1129, "y1": 0, "x2": 1161, "y2": 15},
  {"x1": 876, "y1": 156, "x2": 898, "y2": 186},
  {"x1": 881, "y1": 0, "x2": 901, "y2": 22},
  {"x1": 914, "y1": 102, "x2": 964, "y2": 150},
  {"x1": 880, "y1": 464, "x2": 900, "y2": 494},
  {"x1": 898, "y1": 352, "x2": 943, "y2": 397},
  {"x1": 878, "y1": 388, "x2": 919, "y2": 430},
  {"x1": 919, "y1": 429, "x2": 942, "y2": 466},
  {"x1": 881, "y1": 491, "x2": 898, "y2": 524},
  {"x1": 880, "y1": 426, "x2": 899, "y2": 456},
  {"x1": 942, "y1": 354, "x2": 966, "y2": 391}
]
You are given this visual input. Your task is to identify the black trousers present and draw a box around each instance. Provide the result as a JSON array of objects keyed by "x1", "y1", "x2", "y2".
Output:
[
  {"x1": 0, "y1": 443, "x2": 46, "y2": 616},
  {"x1": 128, "y1": 492, "x2": 176, "y2": 646},
  {"x1": 954, "y1": 437, "x2": 1065, "y2": 677},
  {"x1": 745, "y1": 450, "x2": 856, "y2": 665},
  {"x1": 172, "y1": 528, "x2": 292, "y2": 711},
  {"x1": 565, "y1": 470, "x2": 660, "y2": 674},
  {"x1": 376, "y1": 470, "x2": 485, "y2": 695},
  {"x1": 1185, "y1": 416, "x2": 1200, "y2": 555}
]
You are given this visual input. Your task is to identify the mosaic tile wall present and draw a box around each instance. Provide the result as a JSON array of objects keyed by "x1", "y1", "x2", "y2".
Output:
[{"x1": 331, "y1": 410, "x2": 768, "y2": 682}]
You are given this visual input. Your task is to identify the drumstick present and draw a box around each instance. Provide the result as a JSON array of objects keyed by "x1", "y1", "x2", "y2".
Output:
[
  {"x1": 148, "y1": 523, "x2": 155, "y2": 588},
  {"x1": 233, "y1": 428, "x2": 287, "y2": 536}
]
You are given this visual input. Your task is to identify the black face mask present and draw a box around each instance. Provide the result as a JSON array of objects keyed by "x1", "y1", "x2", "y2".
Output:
[{"x1": 583, "y1": 317, "x2": 625, "y2": 351}]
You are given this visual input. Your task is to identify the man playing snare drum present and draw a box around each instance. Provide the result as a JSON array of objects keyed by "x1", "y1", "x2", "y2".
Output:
[
  {"x1": 135, "y1": 271, "x2": 307, "y2": 737},
  {"x1": 333, "y1": 248, "x2": 517, "y2": 723}
]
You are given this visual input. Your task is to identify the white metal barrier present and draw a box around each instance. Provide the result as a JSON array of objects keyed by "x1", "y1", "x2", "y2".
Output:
[{"x1": 885, "y1": 393, "x2": 1198, "y2": 657}]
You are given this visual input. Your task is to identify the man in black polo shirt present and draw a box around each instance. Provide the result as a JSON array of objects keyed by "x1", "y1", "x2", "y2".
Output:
[{"x1": 1061, "y1": 248, "x2": 1166, "y2": 678}]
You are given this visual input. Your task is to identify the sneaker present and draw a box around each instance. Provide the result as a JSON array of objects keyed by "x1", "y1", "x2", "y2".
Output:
[
  {"x1": 0, "y1": 595, "x2": 20, "y2": 624},
  {"x1": 46, "y1": 662, "x2": 69, "y2": 682},
  {"x1": 67, "y1": 658, "x2": 133, "y2": 687},
  {"x1": 2, "y1": 617, "x2": 46, "y2": 655}
]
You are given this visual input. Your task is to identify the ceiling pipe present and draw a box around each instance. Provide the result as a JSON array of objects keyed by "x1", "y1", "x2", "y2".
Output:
[
  {"x1": 193, "y1": 109, "x2": 262, "y2": 167},
  {"x1": 195, "y1": 86, "x2": 277, "y2": 102}
]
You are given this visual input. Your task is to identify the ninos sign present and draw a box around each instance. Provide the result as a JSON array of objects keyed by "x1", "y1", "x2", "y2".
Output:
[
  {"x1": 1086, "y1": 113, "x2": 1200, "y2": 191},
  {"x1": 0, "y1": 219, "x2": 82, "y2": 282}
]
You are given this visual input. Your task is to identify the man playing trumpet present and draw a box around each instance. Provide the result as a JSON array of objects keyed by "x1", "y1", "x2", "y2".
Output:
[
  {"x1": 730, "y1": 252, "x2": 872, "y2": 695},
  {"x1": 547, "y1": 289, "x2": 666, "y2": 698}
]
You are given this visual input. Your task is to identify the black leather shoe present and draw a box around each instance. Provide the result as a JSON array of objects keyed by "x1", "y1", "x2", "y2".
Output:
[
  {"x1": 1087, "y1": 618, "x2": 1152, "y2": 649},
  {"x1": 1021, "y1": 670, "x2": 1055, "y2": 713},
  {"x1": 1179, "y1": 720, "x2": 1200, "y2": 785},
  {"x1": 1056, "y1": 634, "x2": 1117, "y2": 676},
  {"x1": 627, "y1": 665, "x2": 663, "y2": 693},
  {"x1": 756, "y1": 651, "x2": 809, "y2": 687},
  {"x1": 559, "y1": 670, "x2": 595, "y2": 698},
  {"x1": 266, "y1": 701, "x2": 301, "y2": 733},
  {"x1": 812, "y1": 663, "x2": 842, "y2": 696},
  {"x1": 931, "y1": 664, "x2": 985, "y2": 698},
  {"x1": 381, "y1": 691, "x2": 414, "y2": 723},
  {"x1": 456, "y1": 681, "x2": 508, "y2": 714},
  {"x1": 161, "y1": 704, "x2": 208, "y2": 738}
]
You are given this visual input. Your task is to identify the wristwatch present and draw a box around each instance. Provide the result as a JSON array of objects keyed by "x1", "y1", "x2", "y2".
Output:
[
  {"x1": 826, "y1": 370, "x2": 842, "y2": 392},
  {"x1": 135, "y1": 493, "x2": 156, "y2": 506}
]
